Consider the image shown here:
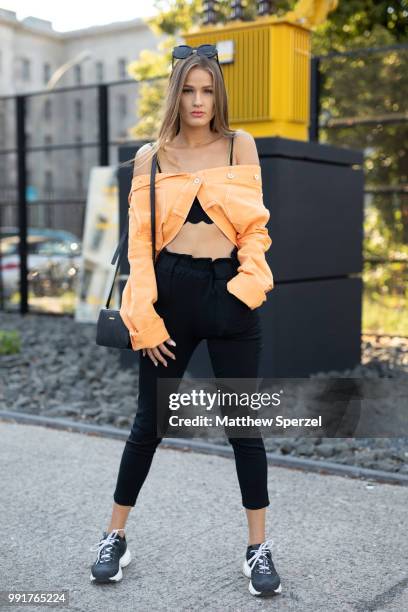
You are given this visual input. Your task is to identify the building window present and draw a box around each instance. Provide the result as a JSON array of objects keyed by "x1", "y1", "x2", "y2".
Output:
[
  {"x1": 118, "y1": 94, "x2": 127, "y2": 118},
  {"x1": 118, "y1": 58, "x2": 127, "y2": 80},
  {"x1": 44, "y1": 135, "x2": 52, "y2": 158},
  {"x1": 0, "y1": 114, "x2": 5, "y2": 141},
  {"x1": 21, "y1": 58, "x2": 31, "y2": 81},
  {"x1": 74, "y1": 99, "x2": 82, "y2": 121},
  {"x1": 75, "y1": 135, "x2": 83, "y2": 158},
  {"x1": 96, "y1": 61, "x2": 104, "y2": 83},
  {"x1": 74, "y1": 64, "x2": 82, "y2": 85},
  {"x1": 43, "y1": 63, "x2": 51, "y2": 85},
  {"x1": 44, "y1": 99, "x2": 52, "y2": 120},
  {"x1": 76, "y1": 169, "x2": 83, "y2": 190},
  {"x1": 44, "y1": 170, "x2": 53, "y2": 193}
]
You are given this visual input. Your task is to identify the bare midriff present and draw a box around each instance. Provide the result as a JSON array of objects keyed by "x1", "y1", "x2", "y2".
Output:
[
  {"x1": 159, "y1": 136, "x2": 236, "y2": 260},
  {"x1": 165, "y1": 220, "x2": 235, "y2": 259}
]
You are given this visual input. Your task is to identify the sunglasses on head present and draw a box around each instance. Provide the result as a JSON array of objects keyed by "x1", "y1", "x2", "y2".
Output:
[{"x1": 171, "y1": 44, "x2": 220, "y2": 70}]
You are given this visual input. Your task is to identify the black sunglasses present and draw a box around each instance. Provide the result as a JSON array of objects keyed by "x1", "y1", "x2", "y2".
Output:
[{"x1": 171, "y1": 44, "x2": 220, "y2": 70}]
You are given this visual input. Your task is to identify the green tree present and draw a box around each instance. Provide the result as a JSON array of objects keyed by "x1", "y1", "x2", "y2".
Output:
[
  {"x1": 308, "y1": 1, "x2": 408, "y2": 334},
  {"x1": 311, "y1": 0, "x2": 408, "y2": 53}
]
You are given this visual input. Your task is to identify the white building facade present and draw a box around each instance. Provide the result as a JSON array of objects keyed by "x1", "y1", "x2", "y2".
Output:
[{"x1": 0, "y1": 8, "x2": 163, "y2": 209}]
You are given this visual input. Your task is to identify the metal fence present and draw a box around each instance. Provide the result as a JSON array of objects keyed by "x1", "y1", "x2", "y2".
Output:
[{"x1": 0, "y1": 76, "x2": 152, "y2": 313}]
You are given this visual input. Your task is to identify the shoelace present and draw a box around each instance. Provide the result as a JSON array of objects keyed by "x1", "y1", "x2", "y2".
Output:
[
  {"x1": 89, "y1": 529, "x2": 123, "y2": 563},
  {"x1": 247, "y1": 538, "x2": 275, "y2": 575}
]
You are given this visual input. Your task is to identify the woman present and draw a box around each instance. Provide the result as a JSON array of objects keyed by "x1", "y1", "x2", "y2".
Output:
[{"x1": 90, "y1": 44, "x2": 281, "y2": 598}]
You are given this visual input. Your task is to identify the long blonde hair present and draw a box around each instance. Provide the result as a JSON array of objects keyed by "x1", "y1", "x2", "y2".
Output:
[{"x1": 119, "y1": 52, "x2": 236, "y2": 171}]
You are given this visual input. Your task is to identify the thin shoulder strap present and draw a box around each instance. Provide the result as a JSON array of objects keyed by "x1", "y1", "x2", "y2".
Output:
[
  {"x1": 150, "y1": 142, "x2": 161, "y2": 173},
  {"x1": 229, "y1": 133, "x2": 235, "y2": 165}
]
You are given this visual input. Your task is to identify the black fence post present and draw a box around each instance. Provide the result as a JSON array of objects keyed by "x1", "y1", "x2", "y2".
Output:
[
  {"x1": 98, "y1": 84, "x2": 109, "y2": 166},
  {"x1": 16, "y1": 94, "x2": 28, "y2": 314},
  {"x1": 309, "y1": 56, "x2": 321, "y2": 142}
]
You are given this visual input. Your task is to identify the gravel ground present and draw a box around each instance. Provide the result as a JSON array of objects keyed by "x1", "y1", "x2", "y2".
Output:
[{"x1": 1, "y1": 311, "x2": 407, "y2": 474}]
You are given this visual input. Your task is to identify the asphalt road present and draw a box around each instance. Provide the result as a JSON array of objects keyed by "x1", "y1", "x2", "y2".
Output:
[{"x1": 0, "y1": 421, "x2": 407, "y2": 612}]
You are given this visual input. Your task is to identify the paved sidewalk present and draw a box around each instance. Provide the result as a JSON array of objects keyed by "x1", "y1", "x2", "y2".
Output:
[{"x1": 0, "y1": 420, "x2": 407, "y2": 612}]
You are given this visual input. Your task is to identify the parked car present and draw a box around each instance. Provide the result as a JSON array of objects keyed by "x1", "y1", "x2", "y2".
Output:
[{"x1": 0, "y1": 227, "x2": 82, "y2": 299}]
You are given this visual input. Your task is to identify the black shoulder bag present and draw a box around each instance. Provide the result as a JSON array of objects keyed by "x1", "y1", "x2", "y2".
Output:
[{"x1": 95, "y1": 150, "x2": 158, "y2": 349}]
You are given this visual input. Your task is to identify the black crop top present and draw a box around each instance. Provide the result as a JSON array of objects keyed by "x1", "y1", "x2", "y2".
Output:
[{"x1": 156, "y1": 135, "x2": 235, "y2": 225}]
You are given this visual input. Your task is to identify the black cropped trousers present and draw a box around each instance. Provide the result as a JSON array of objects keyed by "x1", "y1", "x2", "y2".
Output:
[{"x1": 113, "y1": 246, "x2": 270, "y2": 510}]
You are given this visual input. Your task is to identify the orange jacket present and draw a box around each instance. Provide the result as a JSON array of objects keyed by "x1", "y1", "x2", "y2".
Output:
[{"x1": 119, "y1": 163, "x2": 274, "y2": 351}]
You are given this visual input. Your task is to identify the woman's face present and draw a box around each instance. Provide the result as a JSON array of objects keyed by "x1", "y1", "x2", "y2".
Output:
[{"x1": 178, "y1": 66, "x2": 215, "y2": 128}]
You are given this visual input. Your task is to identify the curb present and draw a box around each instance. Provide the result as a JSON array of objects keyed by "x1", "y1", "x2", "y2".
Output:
[{"x1": 1, "y1": 410, "x2": 408, "y2": 486}]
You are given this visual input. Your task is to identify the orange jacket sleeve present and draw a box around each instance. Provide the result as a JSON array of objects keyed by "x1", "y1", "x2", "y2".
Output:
[
  {"x1": 119, "y1": 191, "x2": 170, "y2": 351},
  {"x1": 226, "y1": 192, "x2": 274, "y2": 309}
]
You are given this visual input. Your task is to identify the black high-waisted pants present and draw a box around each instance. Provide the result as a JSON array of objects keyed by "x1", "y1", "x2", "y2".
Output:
[{"x1": 113, "y1": 246, "x2": 270, "y2": 510}]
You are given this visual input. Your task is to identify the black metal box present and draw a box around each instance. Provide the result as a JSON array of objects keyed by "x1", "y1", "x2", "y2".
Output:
[{"x1": 119, "y1": 137, "x2": 364, "y2": 377}]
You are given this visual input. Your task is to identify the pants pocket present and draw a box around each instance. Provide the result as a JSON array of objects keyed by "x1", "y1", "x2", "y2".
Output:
[
  {"x1": 226, "y1": 288, "x2": 251, "y2": 312},
  {"x1": 217, "y1": 279, "x2": 252, "y2": 334}
]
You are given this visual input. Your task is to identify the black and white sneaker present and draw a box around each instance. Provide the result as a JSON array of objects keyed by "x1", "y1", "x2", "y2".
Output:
[
  {"x1": 89, "y1": 529, "x2": 131, "y2": 583},
  {"x1": 242, "y1": 538, "x2": 282, "y2": 596}
]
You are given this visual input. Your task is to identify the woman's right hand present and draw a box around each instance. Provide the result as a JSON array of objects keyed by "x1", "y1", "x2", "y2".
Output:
[{"x1": 142, "y1": 338, "x2": 176, "y2": 367}]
